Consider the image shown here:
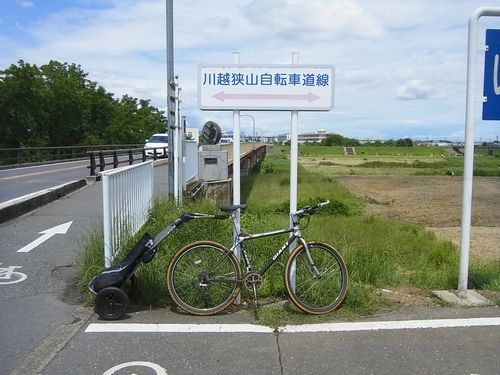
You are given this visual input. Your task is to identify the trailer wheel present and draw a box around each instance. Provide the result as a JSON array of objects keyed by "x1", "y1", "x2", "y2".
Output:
[{"x1": 95, "y1": 286, "x2": 129, "y2": 320}]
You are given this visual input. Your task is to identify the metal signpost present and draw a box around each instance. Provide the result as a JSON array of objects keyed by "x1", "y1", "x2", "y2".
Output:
[
  {"x1": 198, "y1": 54, "x2": 335, "y2": 295},
  {"x1": 459, "y1": 7, "x2": 500, "y2": 299},
  {"x1": 166, "y1": 0, "x2": 175, "y2": 197}
]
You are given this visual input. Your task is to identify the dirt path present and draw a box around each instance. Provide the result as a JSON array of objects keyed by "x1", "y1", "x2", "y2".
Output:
[{"x1": 333, "y1": 175, "x2": 500, "y2": 261}]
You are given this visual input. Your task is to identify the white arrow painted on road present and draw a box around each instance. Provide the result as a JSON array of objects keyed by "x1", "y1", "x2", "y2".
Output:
[{"x1": 17, "y1": 221, "x2": 73, "y2": 253}]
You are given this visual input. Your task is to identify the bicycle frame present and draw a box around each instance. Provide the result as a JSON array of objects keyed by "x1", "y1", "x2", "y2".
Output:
[
  {"x1": 185, "y1": 202, "x2": 327, "y2": 283},
  {"x1": 228, "y1": 210, "x2": 321, "y2": 279}
]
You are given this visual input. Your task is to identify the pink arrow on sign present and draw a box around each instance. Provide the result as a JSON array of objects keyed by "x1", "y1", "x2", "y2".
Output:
[{"x1": 212, "y1": 91, "x2": 321, "y2": 103}]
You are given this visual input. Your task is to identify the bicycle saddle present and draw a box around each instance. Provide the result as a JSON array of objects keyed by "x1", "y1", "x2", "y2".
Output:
[{"x1": 219, "y1": 204, "x2": 248, "y2": 212}]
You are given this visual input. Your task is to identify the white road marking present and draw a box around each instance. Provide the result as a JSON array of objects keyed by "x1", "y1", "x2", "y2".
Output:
[
  {"x1": 280, "y1": 317, "x2": 500, "y2": 333},
  {"x1": 85, "y1": 323, "x2": 274, "y2": 333},
  {"x1": 85, "y1": 317, "x2": 500, "y2": 334},
  {"x1": 17, "y1": 221, "x2": 73, "y2": 253}
]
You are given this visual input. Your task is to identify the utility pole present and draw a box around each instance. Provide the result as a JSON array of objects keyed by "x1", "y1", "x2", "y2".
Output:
[{"x1": 166, "y1": 0, "x2": 175, "y2": 195}]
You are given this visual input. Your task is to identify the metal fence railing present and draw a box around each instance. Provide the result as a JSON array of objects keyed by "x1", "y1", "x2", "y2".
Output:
[
  {"x1": 0, "y1": 144, "x2": 143, "y2": 168},
  {"x1": 101, "y1": 161, "x2": 154, "y2": 267}
]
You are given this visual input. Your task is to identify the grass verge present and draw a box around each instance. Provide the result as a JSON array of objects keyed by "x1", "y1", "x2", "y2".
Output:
[{"x1": 78, "y1": 162, "x2": 500, "y2": 327}]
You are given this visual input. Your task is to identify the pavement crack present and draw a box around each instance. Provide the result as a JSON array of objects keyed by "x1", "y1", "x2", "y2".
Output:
[{"x1": 275, "y1": 332, "x2": 284, "y2": 375}]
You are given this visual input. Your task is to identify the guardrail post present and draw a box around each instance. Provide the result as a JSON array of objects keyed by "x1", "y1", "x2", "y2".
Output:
[
  {"x1": 99, "y1": 152, "x2": 106, "y2": 173},
  {"x1": 89, "y1": 152, "x2": 97, "y2": 175},
  {"x1": 113, "y1": 151, "x2": 119, "y2": 169}
]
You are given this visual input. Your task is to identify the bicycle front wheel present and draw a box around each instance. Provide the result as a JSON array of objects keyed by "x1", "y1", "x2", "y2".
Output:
[
  {"x1": 167, "y1": 241, "x2": 242, "y2": 316},
  {"x1": 284, "y1": 241, "x2": 348, "y2": 314}
]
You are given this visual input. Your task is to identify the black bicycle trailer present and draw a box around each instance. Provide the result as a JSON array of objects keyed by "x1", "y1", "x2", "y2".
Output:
[{"x1": 87, "y1": 213, "x2": 193, "y2": 320}]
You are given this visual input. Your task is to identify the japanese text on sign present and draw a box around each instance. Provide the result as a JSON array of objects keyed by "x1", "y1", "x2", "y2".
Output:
[{"x1": 202, "y1": 72, "x2": 331, "y2": 87}]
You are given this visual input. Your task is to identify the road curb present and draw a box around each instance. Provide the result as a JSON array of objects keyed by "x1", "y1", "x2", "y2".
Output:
[
  {"x1": 0, "y1": 179, "x2": 87, "y2": 224},
  {"x1": 9, "y1": 306, "x2": 94, "y2": 375}
]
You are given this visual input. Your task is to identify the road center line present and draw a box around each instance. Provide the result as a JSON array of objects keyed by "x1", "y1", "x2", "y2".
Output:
[
  {"x1": 85, "y1": 317, "x2": 500, "y2": 334},
  {"x1": 0, "y1": 165, "x2": 85, "y2": 180}
]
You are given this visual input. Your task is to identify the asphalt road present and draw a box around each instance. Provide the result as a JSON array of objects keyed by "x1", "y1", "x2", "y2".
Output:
[
  {"x1": 1, "y1": 163, "x2": 500, "y2": 375},
  {"x1": 0, "y1": 160, "x2": 90, "y2": 203}
]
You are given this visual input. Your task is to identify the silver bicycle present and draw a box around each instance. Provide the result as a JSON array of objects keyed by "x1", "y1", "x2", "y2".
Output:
[{"x1": 167, "y1": 200, "x2": 348, "y2": 316}]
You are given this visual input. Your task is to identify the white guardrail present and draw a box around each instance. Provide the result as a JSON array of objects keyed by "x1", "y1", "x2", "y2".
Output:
[{"x1": 101, "y1": 161, "x2": 154, "y2": 267}]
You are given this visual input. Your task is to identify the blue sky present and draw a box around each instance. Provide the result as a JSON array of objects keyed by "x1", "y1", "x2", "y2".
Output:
[{"x1": 1, "y1": 0, "x2": 500, "y2": 142}]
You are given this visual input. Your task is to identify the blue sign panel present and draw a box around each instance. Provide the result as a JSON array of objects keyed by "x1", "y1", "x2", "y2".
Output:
[{"x1": 483, "y1": 29, "x2": 500, "y2": 120}]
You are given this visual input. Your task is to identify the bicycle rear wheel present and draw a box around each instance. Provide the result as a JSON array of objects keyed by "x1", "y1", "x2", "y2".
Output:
[
  {"x1": 167, "y1": 241, "x2": 242, "y2": 316},
  {"x1": 284, "y1": 241, "x2": 348, "y2": 314}
]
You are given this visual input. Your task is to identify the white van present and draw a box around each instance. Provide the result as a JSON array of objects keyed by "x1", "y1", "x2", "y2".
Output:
[{"x1": 144, "y1": 134, "x2": 168, "y2": 157}]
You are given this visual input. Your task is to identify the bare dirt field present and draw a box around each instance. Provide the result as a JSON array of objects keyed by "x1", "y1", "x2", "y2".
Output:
[
  {"x1": 333, "y1": 175, "x2": 500, "y2": 261},
  {"x1": 333, "y1": 175, "x2": 500, "y2": 306}
]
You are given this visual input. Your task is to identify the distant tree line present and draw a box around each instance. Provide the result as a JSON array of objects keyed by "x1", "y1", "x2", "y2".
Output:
[
  {"x1": 0, "y1": 60, "x2": 167, "y2": 148},
  {"x1": 318, "y1": 134, "x2": 414, "y2": 147}
]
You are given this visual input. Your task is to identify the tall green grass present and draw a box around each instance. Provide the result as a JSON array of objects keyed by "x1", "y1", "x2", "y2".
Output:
[
  {"x1": 291, "y1": 145, "x2": 449, "y2": 157},
  {"x1": 78, "y1": 164, "x2": 500, "y2": 321}
]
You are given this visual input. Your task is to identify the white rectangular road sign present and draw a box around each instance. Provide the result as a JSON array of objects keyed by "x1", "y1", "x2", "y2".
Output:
[{"x1": 198, "y1": 64, "x2": 335, "y2": 111}]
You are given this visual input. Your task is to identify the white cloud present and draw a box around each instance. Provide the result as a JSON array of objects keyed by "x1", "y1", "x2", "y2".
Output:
[
  {"x1": 244, "y1": 0, "x2": 386, "y2": 40},
  {"x1": 16, "y1": 0, "x2": 34, "y2": 8},
  {"x1": 1, "y1": 0, "x2": 499, "y2": 141},
  {"x1": 397, "y1": 79, "x2": 435, "y2": 100}
]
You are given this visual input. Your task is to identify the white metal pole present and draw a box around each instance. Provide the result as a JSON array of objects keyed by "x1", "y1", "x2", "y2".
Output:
[
  {"x1": 232, "y1": 52, "x2": 241, "y2": 211},
  {"x1": 290, "y1": 52, "x2": 299, "y2": 230},
  {"x1": 177, "y1": 85, "x2": 183, "y2": 202},
  {"x1": 232, "y1": 52, "x2": 242, "y2": 305},
  {"x1": 458, "y1": 7, "x2": 500, "y2": 298},
  {"x1": 102, "y1": 174, "x2": 111, "y2": 268},
  {"x1": 288, "y1": 52, "x2": 300, "y2": 291},
  {"x1": 174, "y1": 77, "x2": 180, "y2": 202}
]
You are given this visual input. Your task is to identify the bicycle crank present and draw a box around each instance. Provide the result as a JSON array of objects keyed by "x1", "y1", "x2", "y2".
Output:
[{"x1": 243, "y1": 272, "x2": 263, "y2": 292}]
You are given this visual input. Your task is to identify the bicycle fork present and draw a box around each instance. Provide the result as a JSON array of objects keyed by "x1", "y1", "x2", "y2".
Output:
[{"x1": 298, "y1": 239, "x2": 322, "y2": 280}]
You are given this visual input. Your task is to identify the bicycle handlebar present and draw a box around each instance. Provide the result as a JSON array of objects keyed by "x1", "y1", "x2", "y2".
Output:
[
  {"x1": 295, "y1": 200, "x2": 330, "y2": 216},
  {"x1": 180, "y1": 200, "x2": 329, "y2": 224}
]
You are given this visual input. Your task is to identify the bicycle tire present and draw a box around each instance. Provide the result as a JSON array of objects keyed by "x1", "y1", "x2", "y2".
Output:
[
  {"x1": 284, "y1": 241, "x2": 348, "y2": 314},
  {"x1": 167, "y1": 241, "x2": 242, "y2": 316}
]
